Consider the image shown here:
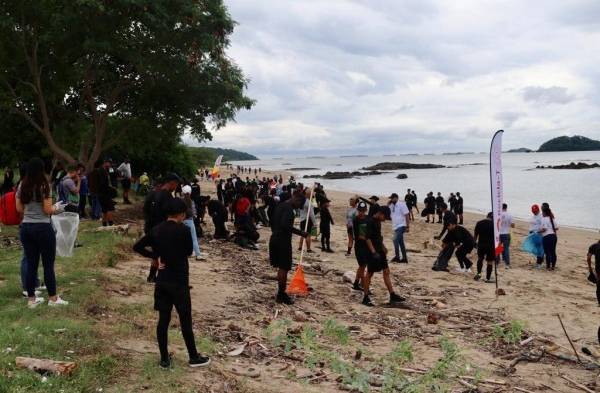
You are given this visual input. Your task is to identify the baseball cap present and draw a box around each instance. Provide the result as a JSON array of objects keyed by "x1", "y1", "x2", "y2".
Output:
[
  {"x1": 369, "y1": 195, "x2": 380, "y2": 201},
  {"x1": 181, "y1": 185, "x2": 192, "y2": 194},
  {"x1": 357, "y1": 201, "x2": 368, "y2": 211},
  {"x1": 389, "y1": 193, "x2": 399, "y2": 199},
  {"x1": 531, "y1": 204, "x2": 540, "y2": 214}
]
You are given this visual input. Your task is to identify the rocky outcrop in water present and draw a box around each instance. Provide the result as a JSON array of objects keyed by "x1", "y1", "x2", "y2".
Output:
[
  {"x1": 363, "y1": 162, "x2": 445, "y2": 170},
  {"x1": 535, "y1": 162, "x2": 599, "y2": 169},
  {"x1": 396, "y1": 174, "x2": 408, "y2": 179},
  {"x1": 303, "y1": 171, "x2": 383, "y2": 179}
]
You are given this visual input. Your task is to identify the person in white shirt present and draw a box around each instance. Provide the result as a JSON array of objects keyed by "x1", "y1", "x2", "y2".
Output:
[
  {"x1": 539, "y1": 204, "x2": 558, "y2": 270},
  {"x1": 117, "y1": 159, "x2": 132, "y2": 204},
  {"x1": 528, "y1": 204, "x2": 544, "y2": 268},
  {"x1": 499, "y1": 203, "x2": 515, "y2": 267},
  {"x1": 388, "y1": 193, "x2": 410, "y2": 263}
]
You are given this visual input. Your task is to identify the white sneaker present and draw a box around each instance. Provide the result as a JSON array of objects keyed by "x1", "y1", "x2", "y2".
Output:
[
  {"x1": 454, "y1": 267, "x2": 465, "y2": 273},
  {"x1": 22, "y1": 290, "x2": 42, "y2": 298},
  {"x1": 27, "y1": 297, "x2": 45, "y2": 308},
  {"x1": 465, "y1": 268, "x2": 473, "y2": 274},
  {"x1": 36, "y1": 284, "x2": 47, "y2": 290},
  {"x1": 48, "y1": 297, "x2": 69, "y2": 307}
]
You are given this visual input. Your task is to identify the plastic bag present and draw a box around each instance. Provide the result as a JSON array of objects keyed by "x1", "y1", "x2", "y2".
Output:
[
  {"x1": 51, "y1": 212, "x2": 80, "y2": 257},
  {"x1": 521, "y1": 232, "x2": 544, "y2": 258}
]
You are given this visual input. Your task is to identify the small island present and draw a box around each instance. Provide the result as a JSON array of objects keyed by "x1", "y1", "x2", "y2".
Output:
[
  {"x1": 304, "y1": 171, "x2": 383, "y2": 179},
  {"x1": 538, "y1": 135, "x2": 600, "y2": 152},
  {"x1": 363, "y1": 162, "x2": 445, "y2": 170},
  {"x1": 506, "y1": 148, "x2": 533, "y2": 153},
  {"x1": 536, "y1": 162, "x2": 599, "y2": 170}
]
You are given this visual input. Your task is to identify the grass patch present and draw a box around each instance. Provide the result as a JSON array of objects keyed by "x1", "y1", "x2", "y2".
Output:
[{"x1": 492, "y1": 320, "x2": 525, "y2": 345}]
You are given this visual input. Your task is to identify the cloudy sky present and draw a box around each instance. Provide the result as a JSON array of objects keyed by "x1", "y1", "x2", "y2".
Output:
[{"x1": 197, "y1": 0, "x2": 600, "y2": 156}]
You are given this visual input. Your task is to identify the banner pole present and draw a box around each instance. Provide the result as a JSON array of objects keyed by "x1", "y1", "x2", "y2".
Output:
[
  {"x1": 489, "y1": 130, "x2": 504, "y2": 294},
  {"x1": 298, "y1": 185, "x2": 316, "y2": 268}
]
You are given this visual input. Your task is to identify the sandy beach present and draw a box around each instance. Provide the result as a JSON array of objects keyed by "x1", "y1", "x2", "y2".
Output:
[{"x1": 109, "y1": 169, "x2": 600, "y2": 392}]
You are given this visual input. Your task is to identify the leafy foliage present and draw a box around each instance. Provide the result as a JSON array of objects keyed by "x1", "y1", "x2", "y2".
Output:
[{"x1": 538, "y1": 135, "x2": 600, "y2": 152}]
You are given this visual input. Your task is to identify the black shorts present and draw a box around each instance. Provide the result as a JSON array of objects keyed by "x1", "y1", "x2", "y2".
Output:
[
  {"x1": 300, "y1": 220, "x2": 313, "y2": 232},
  {"x1": 269, "y1": 236, "x2": 293, "y2": 271},
  {"x1": 154, "y1": 281, "x2": 191, "y2": 312},
  {"x1": 121, "y1": 178, "x2": 131, "y2": 190},
  {"x1": 355, "y1": 247, "x2": 370, "y2": 267},
  {"x1": 367, "y1": 253, "x2": 389, "y2": 273},
  {"x1": 477, "y1": 246, "x2": 495, "y2": 261},
  {"x1": 98, "y1": 196, "x2": 115, "y2": 213}
]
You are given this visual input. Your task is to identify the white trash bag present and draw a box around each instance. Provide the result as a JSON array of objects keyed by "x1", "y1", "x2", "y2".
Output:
[{"x1": 51, "y1": 212, "x2": 80, "y2": 257}]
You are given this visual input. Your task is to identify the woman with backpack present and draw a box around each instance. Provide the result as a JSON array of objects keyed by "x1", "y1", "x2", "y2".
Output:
[
  {"x1": 539, "y1": 203, "x2": 559, "y2": 271},
  {"x1": 15, "y1": 157, "x2": 69, "y2": 308}
]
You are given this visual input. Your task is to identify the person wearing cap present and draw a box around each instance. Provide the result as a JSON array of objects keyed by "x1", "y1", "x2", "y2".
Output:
[
  {"x1": 528, "y1": 204, "x2": 544, "y2": 268},
  {"x1": 269, "y1": 191, "x2": 309, "y2": 304},
  {"x1": 443, "y1": 216, "x2": 475, "y2": 273},
  {"x1": 358, "y1": 195, "x2": 380, "y2": 218},
  {"x1": 346, "y1": 197, "x2": 358, "y2": 256},
  {"x1": 133, "y1": 198, "x2": 211, "y2": 369},
  {"x1": 143, "y1": 173, "x2": 181, "y2": 282},
  {"x1": 586, "y1": 236, "x2": 600, "y2": 306},
  {"x1": 388, "y1": 193, "x2": 410, "y2": 263},
  {"x1": 181, "y1": 185, "x2": 203, "y2": 260},
  {"x1": 98, "y1": 158, "x2": 117, "y2": 226},
  {"x1": 360, "y1": 205, "x2": 406, "y2": 307},
  {"x1": 117, "y1": 158, "x2": 133, "y2": 204},
  {"x1": 352, "y1": 201, "x2": 370, "y2": 291},
  {"x1": 319, "y1": 198, "x2": 334, "y2": 252},
  {"x1": 473, "y1": 212, "x2": 496, "y2": 282}
]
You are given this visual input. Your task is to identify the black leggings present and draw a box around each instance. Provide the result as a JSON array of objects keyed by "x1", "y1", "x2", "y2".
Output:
[
  {"x1": 542, "y1": 234, "x2": 557, "y2": 268},
  {"x1": 157, "y1": 305, "x2": 198, "y2": 362},
  {"x1": 321, "y1": 231, "x2": 330, "y2": 250},
  {"x1": 455, "y1": 246, "x2": 473, "y2": 269}
]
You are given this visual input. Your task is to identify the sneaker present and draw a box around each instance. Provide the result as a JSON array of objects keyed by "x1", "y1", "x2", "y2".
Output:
[
  {"x1": 504, "y1": 264, "x2": 510, "y2": 269},
  {"x1": 485, "y1": 278, "x2": 495, "y2": 283},
  {"x1": 189, "y1": 355, "x2": 211, "y2": 368},
  {"x1": 22, "y1": 290, "x2": 42, "y2": 298},
  {"x1": 27, "y1": 297, "x2": 45, "y2": 308},
  {"x1": 362, "y1": 295, "x2": 374, "y2": 307},
  {"x1": 454, "y1": 267, "x2": 465, "y2": 273},
  {"x1": 390, "y1": 256, "x2": 401, "y2": 263},
  {"x1": 535, "y1": 264, "x2": 542, "y2": 270},
  {"x1": 48, "y1": 297, "x2": 69, "y2": 307},
  {"x1": 399, "y1": 258, "x2": 408, "y2": 264},
  {"x1": 276, "y1": 292, "x2": 294, "y2": 305},
  {"x1": 352, "y1": 282, "x2": 363, "y2": 291},
  {"x1": 325, "y1": 249, "x2": 334, "y2": 253},
  {"x1": 159, "y1": 357, "x2": 172, "y2": 369},
  {"x1": 474, "y1": 273, "x2": 481, "y2": 281},
  {"x1": 306, "y1": 249, "x2": 314, "y2": 253},
  {"x1": 36, "y1": 284, "x2": 47, "y2": 291},
  {"x1": 195, "y1": 253, "x2": 207, "y2": 261},
  {"x1": 389, "y1": 293, "x2": 406, "y2": 303},
  {"x1": 345, "y1": 252, "x2": 352, "y2": 257},
  {"x1": 465, "y1": 268, "x2": 473, "y2": 274}
]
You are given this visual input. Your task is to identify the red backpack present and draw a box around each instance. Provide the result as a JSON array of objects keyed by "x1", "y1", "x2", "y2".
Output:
[{"x1": 0, "y1": 190, "x2": 22, "y2": 225}]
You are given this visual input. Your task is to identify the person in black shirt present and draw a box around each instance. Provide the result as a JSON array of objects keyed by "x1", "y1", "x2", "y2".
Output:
[
  {"x1": 360, "y1": 205, "x2": 405, "y2": 307},
  {"x1": 143, "y1": 174, "x2": 181, "y2": 282},
  {"x1": 448, "y1": 193, "x2": 457, "y2": 213},
  {"x1": 454, "y1": 192, "x2": 464, "y2": 225},
  {"x1": 587, "y1": 239, "x2": 600, "y2": 305},
  {"x1": 133, "y1": 198, "x2": 210, "y2": 369},
  {"x1": 404, "y1": 189, "x2": 414, "y2": 221},
  {"x1": 474, "y1": 212, "x2": 496, "y2": 282},
  {"x1": 206, "y1": 198, "x2": 229, "y2": 239},
  {"x1": 411, "y1": 190, "x2": 419, "y2": 214},
  {"x1": 97, "y1": 158, "x2": 117, "y2": 227},
  {"x1": 319, "y1": 199, "x2": 334, "y2": 252},
  {"x1": 442, "y1": 217, "x2": 474, "y2": 272},
  {"x1": 424, "y1": 192, "x2": 436, "y2": 223},
  {"x1": 358, "y1": 195, "x2": 380, "y2": 218},
  {"x1": 352, "y1": 202, "x2": 370, "y2": 291},
  {"x1": 269, "y1": 192, "x2": 308, "y2": 305},
  {"x1": 435, "y1": 192, "x2": 445, "y2": 223},
  {"x1": 434, "y1": 204, "x2": 456, "y2": 240}
]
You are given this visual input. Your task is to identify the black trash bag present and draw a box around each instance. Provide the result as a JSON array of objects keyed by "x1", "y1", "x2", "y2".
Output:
[{"x1": 432, "y1": 244, "x2": 455, "y2": 272}]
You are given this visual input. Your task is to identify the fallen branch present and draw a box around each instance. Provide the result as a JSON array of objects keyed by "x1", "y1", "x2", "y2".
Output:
[
  {"x1": 557, "y1": 314, "x2": 582, "y2": 363},
  {"x1": 514, "y1": 387, "x2": 536, "y2": 393},
  {"x1": 458, "y1": 375, "x2": 506, "y2": 385},
  {"x1": 457, "y1": 379, "x2": 477, "y2": 390},
  {"x1": 15, "y1": 356, "x2": 77, "y2": 376},
  {"x1": 560, "y1": 374, "x2": 594, "y2": 393}
]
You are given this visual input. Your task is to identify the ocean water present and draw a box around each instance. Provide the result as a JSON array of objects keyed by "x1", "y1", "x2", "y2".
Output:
[{"x1": 229, "y1": 151, "x2": 600, "y2": 230}]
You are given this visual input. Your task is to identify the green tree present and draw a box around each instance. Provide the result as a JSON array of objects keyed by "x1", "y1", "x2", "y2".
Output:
[{"x1": 0, "y1": 0, "x2": 253, "y2": 170}]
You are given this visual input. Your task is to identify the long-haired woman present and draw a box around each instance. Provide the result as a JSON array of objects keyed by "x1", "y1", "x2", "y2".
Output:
[
  {"x1": 539, "y1": 203, "x2": 558, "y2": 271},
  {"x1": 16, "y1": 158, "x2": 69, "y2": 308}
]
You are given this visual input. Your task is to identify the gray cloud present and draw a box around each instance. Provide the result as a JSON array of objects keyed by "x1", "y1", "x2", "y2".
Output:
[
  {"x1": 522, "y1": 86, "x2": 576, "y2": 105},
  {"x1": 195, "y1": 1, "x2": 600, "y2": 155}
]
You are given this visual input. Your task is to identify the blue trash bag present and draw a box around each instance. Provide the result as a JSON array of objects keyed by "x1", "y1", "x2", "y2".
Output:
[{"x1": 521, "y1": 232, "x2": 544, "y2": 257}]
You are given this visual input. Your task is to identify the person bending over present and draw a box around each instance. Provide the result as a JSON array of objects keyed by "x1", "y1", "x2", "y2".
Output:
[
  {"x1": 133, "y1": 198, "x2": 210, "y2": 369},
  {"x1": 443, "y1": 217, "x2": 475, "y2": 273},
  {"x1": 473, "y1": 212, "x2": 496, "y2": 282},
  {"x1": 434, "y1": 203, "x2": 455, "y2": 240},
  {"x1": 586, "y1": 237, "x2": 600, "y2": 306}
]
